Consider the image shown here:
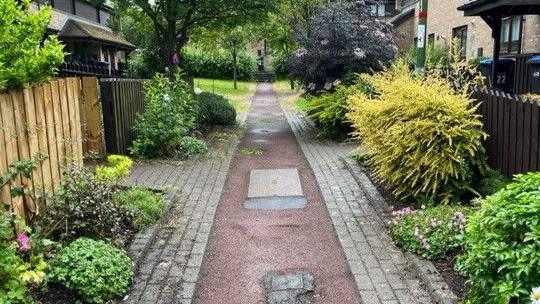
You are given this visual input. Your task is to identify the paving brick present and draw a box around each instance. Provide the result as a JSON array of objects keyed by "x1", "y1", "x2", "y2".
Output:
[{"x1": 283, "y1": 109, "x2": 434, "y2": 304}]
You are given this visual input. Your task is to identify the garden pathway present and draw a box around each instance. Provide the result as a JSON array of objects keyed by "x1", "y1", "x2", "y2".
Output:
[{"x1": 123, "y1": 83, "x2": 434, "y2": 304}]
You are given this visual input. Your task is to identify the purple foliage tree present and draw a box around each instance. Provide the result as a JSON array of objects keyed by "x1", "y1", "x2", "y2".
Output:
[{"x1": 290, "y1": 1, "x2": 397, "y2": 92}]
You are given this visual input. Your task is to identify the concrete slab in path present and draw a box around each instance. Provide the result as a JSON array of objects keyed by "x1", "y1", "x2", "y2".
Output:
[{"x1": 248, "y1": 168, "x2": 303, "y2": 198}]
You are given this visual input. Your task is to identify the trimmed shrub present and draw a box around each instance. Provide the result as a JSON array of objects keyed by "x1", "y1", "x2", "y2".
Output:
[
  {"x1": 47, "y1": 238, "x2": 133, "y2": 304},
  {"x1": 456, "y1": 172, "x2": 540, "y2": 304},
  {"x1": 271, "y1": 53, "x2": 290, "y2": 79},
  {"x1": 114, "y1": 188, "x2": 165, "y2": 230},
  {"x1": 130, "y1": 73, "x2": 198, "y2": 158},
  {"x1": 180, "y1": 48, "x2": 256, "y2": 80},
  {"x1": 389, "y1": 205, "x2": 472, "y2": 260},
  {"x1": 196, "y1": 92, "x2": 236, "y2": 126},
  {"x1": 347, "y1": 60, "x2": 487, "y2": 204}
]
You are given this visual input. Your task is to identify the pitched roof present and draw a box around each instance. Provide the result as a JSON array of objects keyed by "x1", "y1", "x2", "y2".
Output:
[
  {"x1": 59, "y1": 18, "x2": 135, "y2": 50},
  {"x1": 389, "y1": 5, "x2": 415, "y2": 26},
  {"x1": 458, "y1": 0, "x2": 540, "y2": 16}
]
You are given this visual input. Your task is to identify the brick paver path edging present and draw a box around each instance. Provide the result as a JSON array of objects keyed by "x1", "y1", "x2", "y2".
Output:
[
  {"x1": 283, "y1": 107, "x2": 435, "y2": 304},
  {"x1": 122, "y1": 134, "x2": 240, "y2": 304}
]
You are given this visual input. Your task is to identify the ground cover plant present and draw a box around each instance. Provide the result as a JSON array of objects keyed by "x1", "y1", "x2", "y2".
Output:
[
  {"x1": 389, "y1": 205, "x2": 472, "y2": 260},
  {"x1": 46, "y1": 238, "x2": 133, "y2": 304},
  {"x1": 456, "y1": 172, "x2": 540, "y2": 304},
  {"x1": 347, "y1": 60, "x2": 487, "y2": 204},
  {"x1": 130, "y1": 73, "x2": 200, "y2": 158},
  {"x1": 114, "y1": 188, "x2": 166, "y2": 230}
]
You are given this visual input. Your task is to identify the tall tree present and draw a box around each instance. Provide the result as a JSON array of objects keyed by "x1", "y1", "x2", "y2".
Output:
[{"x1": 114, "y1": 0, "x2": 277, "y2": 75}]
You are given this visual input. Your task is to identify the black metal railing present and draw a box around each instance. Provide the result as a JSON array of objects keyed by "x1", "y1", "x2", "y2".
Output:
[{"x1": 56, "y1": 60, "x2": 125, "y2": 78}]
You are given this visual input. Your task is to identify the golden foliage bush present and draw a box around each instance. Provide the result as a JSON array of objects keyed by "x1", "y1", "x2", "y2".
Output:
[{"x1": 347, "y1": 60, "x2": 487, "y2": 203}]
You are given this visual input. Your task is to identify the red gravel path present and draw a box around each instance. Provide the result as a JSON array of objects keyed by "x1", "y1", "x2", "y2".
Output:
[{"x1": 194, "y1": 84, "x2": 362, "y2": 303}]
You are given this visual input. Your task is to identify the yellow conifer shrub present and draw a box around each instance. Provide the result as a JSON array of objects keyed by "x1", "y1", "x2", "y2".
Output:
[{"x1": 347, "y1": 60, "x2": 487, "y2": 204}]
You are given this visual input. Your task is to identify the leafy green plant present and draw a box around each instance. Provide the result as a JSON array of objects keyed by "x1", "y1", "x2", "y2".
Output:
[
  {"x1": 177, "y1": 136, "x2": 207, "y2": 157},
  {"x1": 0, "y1": 212, "x2": 48, "y2": 303},
  {"x1": 1, "y1": 153, "x2": 49, "y2": 222},
  {"x1": 46, "y1": 238, "x2": 133, "y2": 304},
  {"x1": 477, "y1": 168, "x2": 507, "y2": 197},
  {"x1": 130, "y1": 73, "x2": 198, "y2": 158},
  {"x1": 114, "y1": 187, "x2": 165, "y2": 230},
  {"x1": 0, "y1": 0, "x2": 65, "y2": 93},
  {"x1": 37, "y1": 166, "x2": 134, "y2": 245},
  {"x1": 305, "y1": 80, "x2": 370, "y2": 140},
  {"x1": 95, "y1": 155, "x2": 133, "y2": 183},
  {"x1": 456, "y1": 172, "x2": 540, "y2": 304},
  {"x1": 242, "y1": 147, "x2": 264, "y2": 156},
  {"x1": 389, "y1": 205, "x2": 472, "y2": 260},
  {"x1": 347, "y1": 60, "x2": 487, "y2": 204},
  {"x1": 196, "y1": 92, "x2": 237, "y2": 126}
]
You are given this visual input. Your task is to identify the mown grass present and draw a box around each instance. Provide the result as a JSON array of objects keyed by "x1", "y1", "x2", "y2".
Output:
[
  {"x1": 194, "y1": 78, "x2": 255, "y2": 115},
  {"x1": 273, "y1": 79, "x2": 307, "y2": 112}
]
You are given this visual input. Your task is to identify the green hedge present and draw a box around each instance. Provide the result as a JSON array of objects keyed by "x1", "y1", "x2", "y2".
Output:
[{"x1": 180, "y1": 48, "x2": 256, "y2": 80}]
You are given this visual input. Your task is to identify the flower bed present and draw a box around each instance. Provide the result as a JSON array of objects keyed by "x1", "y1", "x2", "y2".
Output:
[{"x1": 1, "y1": 154, "x2": 166, "y2": 303}]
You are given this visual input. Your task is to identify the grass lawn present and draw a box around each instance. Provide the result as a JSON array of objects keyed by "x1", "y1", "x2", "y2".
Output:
[
  {"x1": 194, "y1": 78, "x2": 256, "y2": 115},
  {"x1": 273, "y1": 79, "x2": 307, "y2": 111}
]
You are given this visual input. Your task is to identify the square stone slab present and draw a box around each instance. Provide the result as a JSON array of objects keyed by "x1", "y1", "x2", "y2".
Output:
[{"x1": 248, "y1": 169, "x2": 303, "y2": 198}]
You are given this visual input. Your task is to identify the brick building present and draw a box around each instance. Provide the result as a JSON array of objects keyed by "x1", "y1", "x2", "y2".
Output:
[{"x1": 388, "y1": 0, "x2": 540, "y2": 59}]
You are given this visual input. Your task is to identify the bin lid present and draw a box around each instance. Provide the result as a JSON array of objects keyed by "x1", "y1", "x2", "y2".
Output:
[
  {"x1": 480, "y1": 58, "x2": 515, "y2": 66},
  {"x1": 527, "y1": 55, "x2": 540, "y2": 64}
]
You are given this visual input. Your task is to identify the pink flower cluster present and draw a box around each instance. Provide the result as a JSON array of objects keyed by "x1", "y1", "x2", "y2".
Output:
[
  {"x1": 17, "y1": 232, "x2": 31, "y2": 252},
  {"x1": 448, "y1": 211, "x2": 467, "y2": 232},
  {"x1": 389, "y1": 207, "x2": 416, "y2": 225}
]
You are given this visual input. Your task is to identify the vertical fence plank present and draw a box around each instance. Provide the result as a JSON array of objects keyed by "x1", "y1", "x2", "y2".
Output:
[
  {"x1": 508, "y1": 94, "x2": 517, "y2": 176},
  {"x1": 531, "y1": 102, "x2": 540, "y2": 172},
  {"x1": 522, "y1": 99, "x2": 532, "y2": 172},
  {"x1": 4, "y1": 93, "x2": 24, "y2": 215},
  {"x1": 51, "y1": 80, "x2": 66, "y2": 168},
  {"x1": 58, "y1": 79, "x2": 73, "y2": 163},
  {"x1": 67, "y1": 78, "x2": 83, "y2": 164},
  {"x1": 81, "y1": 77, "x2": 104, "y2": 156},
  {"x1": 33, "y1": 85, "x2": 53, "y2": 193},
  {"x1": 43, "y1": 83, "x2": 60, "y2": 191},
  {"x1": 23, "y1": 88, "x2": 43, "y2": 193},
  {"x1": 0, "y1": 94, "x2": 13, "y2": 207}
]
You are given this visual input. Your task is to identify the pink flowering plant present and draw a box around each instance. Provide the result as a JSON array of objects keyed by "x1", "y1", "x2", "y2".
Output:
[{"x1": 389, "y1": 205, "x2": 472, "y2": 260}]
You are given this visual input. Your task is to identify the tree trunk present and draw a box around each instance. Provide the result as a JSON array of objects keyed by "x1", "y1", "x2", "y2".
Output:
[
  {"x1": 232, "y1": 46, "x2": 238, "y2": 90},
  {"x1": 290, "y1": 79, "x2": 294, "y2": 90}
]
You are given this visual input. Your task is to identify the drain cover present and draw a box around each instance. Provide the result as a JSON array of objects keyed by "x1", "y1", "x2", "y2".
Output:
[
  {"x1": 245, "y1": 169, "x2": 307, "y2": 210},
  {"x1": 263, "y1": 270, "x2": 315, "y2": 304},
  {"x1": 248, "y1": 169, "x2": 303, "y2": 198}
]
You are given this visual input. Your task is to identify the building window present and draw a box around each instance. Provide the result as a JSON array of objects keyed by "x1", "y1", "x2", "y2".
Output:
[
  {"x1": 452, "y1": 25, "x2": 468, "y2": 60},
  {"x1": 369, "y1": 1, "x2": 395, "y2": 17},
  {"x1": 74, "y1": 0, "x2": 98, "y2": 22},
  {"x1": 500, "y1": 16, "x2": 522, "y2": 54},
  {"x1": 52, "y1": 0, "x2": 74, "y2": 14},
  {"x1": 99, "y1": 10, "x2": 111, "y2": 25}
]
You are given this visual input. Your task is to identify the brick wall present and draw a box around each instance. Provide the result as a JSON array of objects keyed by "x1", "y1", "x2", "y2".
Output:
[
  {"x1": 393, "y1": 13, "x2": 416, "y2": 53},
  {"x1": 404, "y1": 0, "x2": 540, "y2": 59}
]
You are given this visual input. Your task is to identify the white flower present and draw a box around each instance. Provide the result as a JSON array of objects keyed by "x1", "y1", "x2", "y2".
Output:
[
  {"x1": 320, "y1": 38, "x2": 329, "y2": 46},
  {"x1": 530, "y1": 287, "x2": 540, "y2": 304},
  {"x1": 194, "y1": 87, "x2": 202, "y2": 95},
  {"x1": 324, "y1": 81, "x2": 333, "y2": 90},
  {"x1": 307, "y1": 83, "x2": 316, "y2": 91},
  {"x1": 353, "y1": 48, "x2": 366, "y2": 59},
  {"x1": 295, "y1": 47, "x2": 307, "y2": 58},
  {"x1": 162, "y1": 93, "x2": 170, "y2": 103}
]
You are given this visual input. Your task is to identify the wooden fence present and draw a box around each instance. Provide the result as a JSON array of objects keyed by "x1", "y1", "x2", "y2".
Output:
[
  {"x1": 100, "y1": 78, "x2": 145, "y2": 155},
  {"x1": 473, "y1": 87, "x2": 540, "y2": 176},
  {"x1": 0, "y1": 78, "x2": 86, "y2": 217}
]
